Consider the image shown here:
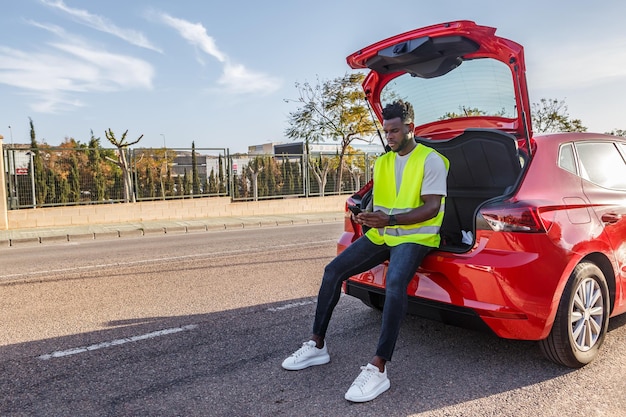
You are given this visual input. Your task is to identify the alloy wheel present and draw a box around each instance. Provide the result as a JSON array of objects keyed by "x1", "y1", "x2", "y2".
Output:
[{"x1": 570, "y1": 277, "x2": 604, "y2": 351}]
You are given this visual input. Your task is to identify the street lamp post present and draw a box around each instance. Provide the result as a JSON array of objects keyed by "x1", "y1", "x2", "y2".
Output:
[{"x1": 160, "y1": 133, "x2": 168, "y2": 160}]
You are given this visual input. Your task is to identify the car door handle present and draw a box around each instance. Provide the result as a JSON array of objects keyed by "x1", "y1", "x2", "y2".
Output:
[{"x1": 601, "y1": 213, "x2": 622, "y2": 224}]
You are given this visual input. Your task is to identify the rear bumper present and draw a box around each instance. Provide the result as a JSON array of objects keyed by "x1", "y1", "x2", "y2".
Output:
[
  {"x1": 345, "y1": 280, "x2": 496, "y2": 335},
  {"x1": 342, "y1": 235, "x2": 572, "y2": 340}
]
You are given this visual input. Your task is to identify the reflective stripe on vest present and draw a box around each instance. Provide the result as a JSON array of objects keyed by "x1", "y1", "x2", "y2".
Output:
[
  {"x1": 365, "y1": 145, "x2": 449, "y2": 247},
  {"x1": 372, "y1": 205, "x2": 446, "y2": 216}
]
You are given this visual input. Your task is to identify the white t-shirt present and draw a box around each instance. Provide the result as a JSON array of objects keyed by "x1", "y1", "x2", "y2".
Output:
[{"x1": 394, "y1": 147, "x2": 447, "y2": 196}]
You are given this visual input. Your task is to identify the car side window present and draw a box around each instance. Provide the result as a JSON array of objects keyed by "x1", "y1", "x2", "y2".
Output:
[
  {"x1": 575, "y1": 142, "x2": 626, "y2": 190},
  {"x1": 558, "y1": 143, "x2": 577, "y2": 174}
]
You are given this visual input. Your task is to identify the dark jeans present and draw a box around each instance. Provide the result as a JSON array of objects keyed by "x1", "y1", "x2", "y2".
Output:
[{"x1": 312, "y1": 235, "x2": 431, "y2": 361}]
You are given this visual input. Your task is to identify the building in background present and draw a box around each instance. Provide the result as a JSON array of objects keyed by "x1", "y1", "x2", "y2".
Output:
[{"x1": 261, "y1": 141, "x2": 384, "y2": 156}]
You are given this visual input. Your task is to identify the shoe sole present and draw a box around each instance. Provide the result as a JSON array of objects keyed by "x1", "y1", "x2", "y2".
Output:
[
  {"x1": 281, "y1": 353, "x2": 330, "y2": 371},
  {"x1": 344, "y1": 378, "x2": 390, "y2": 402}
]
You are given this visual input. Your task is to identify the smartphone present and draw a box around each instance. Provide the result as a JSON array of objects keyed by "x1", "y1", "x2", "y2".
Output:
[{"x1": 348, "y1": 205, "x2": 362, "y2": 216}]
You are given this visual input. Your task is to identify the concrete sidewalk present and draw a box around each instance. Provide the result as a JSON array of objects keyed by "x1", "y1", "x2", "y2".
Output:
[{"x1": 0, "y1": 212, "x2": 345, "y2": 248}]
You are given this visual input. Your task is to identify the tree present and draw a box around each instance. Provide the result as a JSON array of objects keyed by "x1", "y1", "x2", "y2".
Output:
[
  {"x1": 247, "y1": 157, "x2": 263, "y2": 201},
  {"x1": 104, "y1": 129, "x2": 143, "y2": 203},
  {"x1": 208, "y1": 168, "x2": 217, "y2": 194},
  {"x1": 439, "y1": 106, "x2": 509, "y2": 120},
  {"x1": 68, "y1": 153, "x2": 81, "y2": 202},
  {"x1": 143, "y1": 166, "x2": 156, "y2": 198},
  {"x1": 531, "y1": 98, "x2": 587, "y2": 133},
  {"x1": 57, "y1": 174, "x2": 70, "y2": 204},
  {"x1": 261, "y1": 156, "x2": 281, "y2": 197},
  {"x1": 111, "y1": 170, "x2": 123, "y2": 201},
  {"x1": 281, "y1": 156, "x2": 297, "y2": 195},
  {"x1": 148, "y1": 147, "x2": 170, "y2": 199},
  {"x1": 87, "y1": 132, "x2": 107, "y2": 201},
  {"x1": 218, "y1": 154, "x2": 226, "y2": 194},
  {"x1": 308, "y1": 155, "x2": 334, "y2": 197},
  {"x1": 46, "y1": 169, "x2": 56, "y2": 203},
  {"x1": 343, "y1": 146, "x2": 367, "y2": 192},
  {"x1": 176, "y1": 174, "x2": 184, "y2": 197},
  {"x1": 166, "y1": 167, "x2": 174, "y2": 197},
  {"x1": 606, "y1": 129, "x2": 626, "y2": 137},
  {"x1": 285, "y1": 73, "x2": 378, "y2": 192},
  {"x1": 191, "y1": 141, "x2": 201, "y2": 196},
  {"x1": 237, "y1": 165, "x2": 249, "y2": 199},
  {"x1": 29, "y1": 118, "x2": 48, "y2": 206},
  {"x1": 183, "y1": 168, "x2": 191, "y2": 197}
]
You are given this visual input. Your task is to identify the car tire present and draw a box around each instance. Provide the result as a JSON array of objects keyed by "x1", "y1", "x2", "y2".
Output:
[{"x1": 539, "y1": 262, "x2": 610, "y2": 368}]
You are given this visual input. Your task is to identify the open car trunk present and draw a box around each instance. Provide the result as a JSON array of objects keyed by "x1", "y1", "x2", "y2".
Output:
[
  {"x1": 425, "y1": 129, "x2": 525, "y2": 251},
  {"x1": 345, "y1": 22, "x2": 534, "y2": 253},
  {"x1": 357, "y1": 128, "x2": 525, "y2": 252}
]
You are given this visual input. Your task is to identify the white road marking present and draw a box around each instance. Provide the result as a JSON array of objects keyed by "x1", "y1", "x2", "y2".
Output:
[
  {"x1": 37, "y1": 324, "x2": 198, "y2": 360},
  {"x1": 267, "y1": 294, "x2": 344, "y2": 312},
  {"x1": 267, "y1": 300, "x2": 316, "y2": 312}
]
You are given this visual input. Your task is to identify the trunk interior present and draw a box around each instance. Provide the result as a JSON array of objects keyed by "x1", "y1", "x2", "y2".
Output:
[{"x1": 358, "y1": 129, "x2": 526, "y2": 252}]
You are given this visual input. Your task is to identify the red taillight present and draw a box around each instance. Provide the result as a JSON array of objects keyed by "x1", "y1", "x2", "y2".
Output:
[
  {"x1": 478, "y1": 203, "x2": 554, "y2": 233},
  {"x1": 345, "y1": 214, "x2": 356, "y2": 233},
  {"x1": 344, "y1": 200, "x2": 363, "y2": 237}
]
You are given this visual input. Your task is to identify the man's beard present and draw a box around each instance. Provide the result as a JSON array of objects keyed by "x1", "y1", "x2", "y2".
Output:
[{"x1": 393, "y1": 135, "x2": 412, "y2": 153}]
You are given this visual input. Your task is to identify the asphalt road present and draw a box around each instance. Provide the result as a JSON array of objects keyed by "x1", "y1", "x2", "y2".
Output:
[{"x1": 0, "y1": 222, "x2": 625, "y2": 417}]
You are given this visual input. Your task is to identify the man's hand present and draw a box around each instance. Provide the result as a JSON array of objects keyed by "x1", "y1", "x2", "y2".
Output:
[
  {"x1": 353, "y1": 195, "x2": 443, "y2": 229},
  {"x1": 355, "y1": 211, "x2": 390, "y2": 228}
]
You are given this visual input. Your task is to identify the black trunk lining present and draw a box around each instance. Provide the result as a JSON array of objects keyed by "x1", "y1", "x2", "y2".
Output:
[{"x1": 416, "y1": 129, "x2": 523, "y2": 249}]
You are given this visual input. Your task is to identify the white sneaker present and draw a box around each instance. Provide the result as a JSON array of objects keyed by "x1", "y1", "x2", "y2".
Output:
[
  {"x1": 282, "y1": 340, "x2": 330, "y2": 370},
  {"x1": 344, "y1": 363, "x2": 390, "y2": 402}
]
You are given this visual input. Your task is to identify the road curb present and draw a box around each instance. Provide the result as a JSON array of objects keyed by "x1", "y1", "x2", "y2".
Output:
[{"x1": 0, "y1": 214, "x2": 344, "y2": 248}]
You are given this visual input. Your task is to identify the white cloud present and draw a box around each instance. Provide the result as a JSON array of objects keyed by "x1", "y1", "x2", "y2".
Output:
[
  {"x1": 52, "y1": 43, "x2": 154, "y2": 90},
  {"x1": 157, "y1": 14, "x2": 226, "y2": 62},
  {"x1": 156, "y1": 12, "x2": 282, "y2": 95},
  {"x1": 30, "y1": 93, "x2": 86, "y2": 113},
  {"x1": 0, "y1": 38, "x2": 154, "y2": 113},
  {"x1": 40, "y1": 0, "x2": 162, "y2": 53},
  {"x1": 218, "y1": 63, "x2": 282, "y2": 94},
  {"x1": 26, "y1": 20, "x2": 67, "y2": 38}
]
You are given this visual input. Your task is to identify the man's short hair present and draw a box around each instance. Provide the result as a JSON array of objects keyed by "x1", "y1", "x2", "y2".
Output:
[{"x1": 382, "y1": 100, "x2": 414, "y2": 124}]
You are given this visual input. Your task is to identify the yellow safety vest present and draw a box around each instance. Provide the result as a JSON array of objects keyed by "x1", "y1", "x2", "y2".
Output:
[{"x1": 365, "y1": 145, "x2": 449, "y2": 247}]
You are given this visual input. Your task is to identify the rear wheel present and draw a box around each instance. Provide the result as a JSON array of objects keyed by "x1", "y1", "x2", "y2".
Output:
[{"x1": 539, "y1": 262, "x2": 610, "y2": 368}]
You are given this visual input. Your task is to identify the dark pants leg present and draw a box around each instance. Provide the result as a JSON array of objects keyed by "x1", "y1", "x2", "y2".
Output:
[
  {"x1": 312, "y1": 236, "x2": 431, "y2": 362},
  {"x1": 375, "y1": 243, "x2": 431, "y2": 361},
  {"x1": 312, "y1": 236, "x2": 390, "y2": 338}
]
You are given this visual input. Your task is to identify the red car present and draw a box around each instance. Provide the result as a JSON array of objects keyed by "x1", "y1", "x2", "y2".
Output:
[{"x1": 341, "y1": 20, "x2": 626, "y2": 368}]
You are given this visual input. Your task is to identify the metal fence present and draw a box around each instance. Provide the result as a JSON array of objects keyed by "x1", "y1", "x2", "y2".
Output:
[{"x1": 3, "y1": 146, "x2": 378, "y2": 209}]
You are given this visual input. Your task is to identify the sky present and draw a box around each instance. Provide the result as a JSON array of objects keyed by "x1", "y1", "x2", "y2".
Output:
[{"x1": 1, "y1": 0, "x2": 626, "y2": 154}]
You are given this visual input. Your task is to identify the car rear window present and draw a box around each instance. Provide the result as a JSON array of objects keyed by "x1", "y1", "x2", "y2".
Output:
[{"x1": 380, "y1": 58, "x2": 517, "y2": 127}]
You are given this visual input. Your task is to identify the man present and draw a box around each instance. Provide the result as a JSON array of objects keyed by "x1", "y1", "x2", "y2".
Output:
[{"x1": 282, "y1": 100, "x2": 449, "y2": 402}]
